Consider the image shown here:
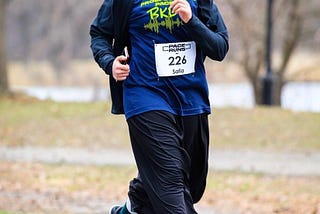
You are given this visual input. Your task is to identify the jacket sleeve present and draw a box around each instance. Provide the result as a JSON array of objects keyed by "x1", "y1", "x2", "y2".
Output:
[
  {"x1": 89, "y1": 0, "x2": 115, "y2": 75},
  {"x1": 184, "y1": 0, "x2": 229, "y2": 61}
]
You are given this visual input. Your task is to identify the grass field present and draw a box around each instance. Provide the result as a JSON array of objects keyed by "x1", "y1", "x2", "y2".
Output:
[
  {"x1": 1, "y1": 97, "x2": 319, "y2": 152},
  {"x1": 0, "y1": 98, "x2": 320, "y2": 213}
]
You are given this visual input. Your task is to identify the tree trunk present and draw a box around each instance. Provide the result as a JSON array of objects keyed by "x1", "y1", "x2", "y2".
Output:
[
  {"x1": 273, "y1": 0, "x2": 302, "y2": 106},
  {"x1": 0, "y1": 0, "x2": 9, "y2": 95},
  {"x1": 273, "y1": 73, "x2": 284, "y2": 105}
]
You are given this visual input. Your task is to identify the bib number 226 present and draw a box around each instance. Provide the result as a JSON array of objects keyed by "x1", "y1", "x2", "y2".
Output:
[
  {"x1": 169, "y1": 55, "x2": 187, "y2": 66},
  {"x1": 154, "y1": 41, "x2": 196, "y2": 77}
]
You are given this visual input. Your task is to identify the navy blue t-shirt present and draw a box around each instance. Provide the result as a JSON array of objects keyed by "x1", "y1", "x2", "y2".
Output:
[{"x1": 123, "y1": 0, "x2": 211, "y2": 119}]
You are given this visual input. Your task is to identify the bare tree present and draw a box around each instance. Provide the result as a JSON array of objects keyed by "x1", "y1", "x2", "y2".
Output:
[
  {"x1": 6, "y1": 0, "x2": 101, "y2": 83},
  {"x1": 0, "y1": 0, "x2": 9, "y2": 95},
  {"x1": 221, "y1": 0, "x2": 319, "y2": 105},
  {"x1": 3, "y1": 0, "x2": 317, "y2": 93},
  {"x1": 224, "y1": 1, "x2": 265, "y2": 104},
  {"x1": 271, "y1": 0, "x2": 302, "y2": 104}
]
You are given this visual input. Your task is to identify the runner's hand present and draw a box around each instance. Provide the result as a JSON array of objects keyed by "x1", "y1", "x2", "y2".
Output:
[
  {"x1": 170, "y1": 0, "x2": 192, "y2": 23},
  {"x1": 112, "y1": 55, "x2": 130, "y2": 82}
]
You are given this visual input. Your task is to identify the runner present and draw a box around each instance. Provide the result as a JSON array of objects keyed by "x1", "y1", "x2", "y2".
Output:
[{"x1": 90, "y1": 0, "x2": 229, "y2": 213}]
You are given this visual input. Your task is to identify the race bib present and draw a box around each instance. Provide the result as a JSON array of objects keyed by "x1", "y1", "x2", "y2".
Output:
[{"x1": 154, "y1": 41, "x2": 196, "y2": 77}]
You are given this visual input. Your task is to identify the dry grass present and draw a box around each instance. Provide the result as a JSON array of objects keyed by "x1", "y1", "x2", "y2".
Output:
[
  {"x1": 7, "y1": 51, "x2": 320, "y2": 88},
  {"x1": 211, "y1": 107, "x2": 320, "y2": 152},
  {"x1": 0, "y1": 162, "x2": 319, "y2": 214},
  {"x1": 279, "y1": 51, "x2": 320, "y2": 82},
  {"x1": 0, "y1": 98, "x2": 130, "y2": 149},
  {"x1": 1, "y1": 98, "x2": 319, "y2": 152},
  {"x1": 204, "y1": 171, "x2": 320, "y2": 214},
  {"x1": 8, "y1": 60, "x2": 108, "y2": 87}
]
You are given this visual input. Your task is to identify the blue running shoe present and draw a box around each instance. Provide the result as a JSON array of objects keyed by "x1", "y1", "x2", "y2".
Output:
[{"x1": 109, "y1": 204, "x2": 130, "y2": 214}]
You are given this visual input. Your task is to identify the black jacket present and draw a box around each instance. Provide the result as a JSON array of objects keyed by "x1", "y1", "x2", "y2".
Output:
[{"x1": 90, "y1": 0, "x2": 229, "y2": 114}]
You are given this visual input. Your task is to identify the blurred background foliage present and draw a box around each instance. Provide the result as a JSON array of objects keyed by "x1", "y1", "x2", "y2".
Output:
[{"x1": 0, "y1": 0, "x2": 319, "y2": 105}]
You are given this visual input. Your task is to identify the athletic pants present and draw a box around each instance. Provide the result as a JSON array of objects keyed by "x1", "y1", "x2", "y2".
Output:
[{"x1": 126, "y1": 111, "x2": 209, "y2": 214}]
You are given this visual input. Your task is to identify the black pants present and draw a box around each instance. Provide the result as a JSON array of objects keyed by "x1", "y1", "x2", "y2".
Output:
[{"x1": 127, "y1": 111, "x2": 209, "y2": 214}]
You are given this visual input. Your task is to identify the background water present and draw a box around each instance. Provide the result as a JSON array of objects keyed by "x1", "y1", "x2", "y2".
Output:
[{"x1": 14, "y1": 82, "x2": 320, "y2": 113}]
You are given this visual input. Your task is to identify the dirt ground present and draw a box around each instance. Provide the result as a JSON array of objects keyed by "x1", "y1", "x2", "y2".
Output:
[{"x1": 1, "y1": 161, "x2": 320, "y2": 214}]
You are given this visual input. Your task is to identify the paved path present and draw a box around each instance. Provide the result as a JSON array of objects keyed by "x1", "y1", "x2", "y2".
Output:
[{"x1": 1, "y1": 146, "x2": 320, "y2": 176}]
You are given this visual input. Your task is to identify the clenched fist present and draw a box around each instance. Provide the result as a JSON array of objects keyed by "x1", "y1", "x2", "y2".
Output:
[
  {"x1": 170, "y1": 0, "x2": 192, "y2": 23},
  {"x1": 112, "y1": 55, "x2": 130, "y2": 82}
]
